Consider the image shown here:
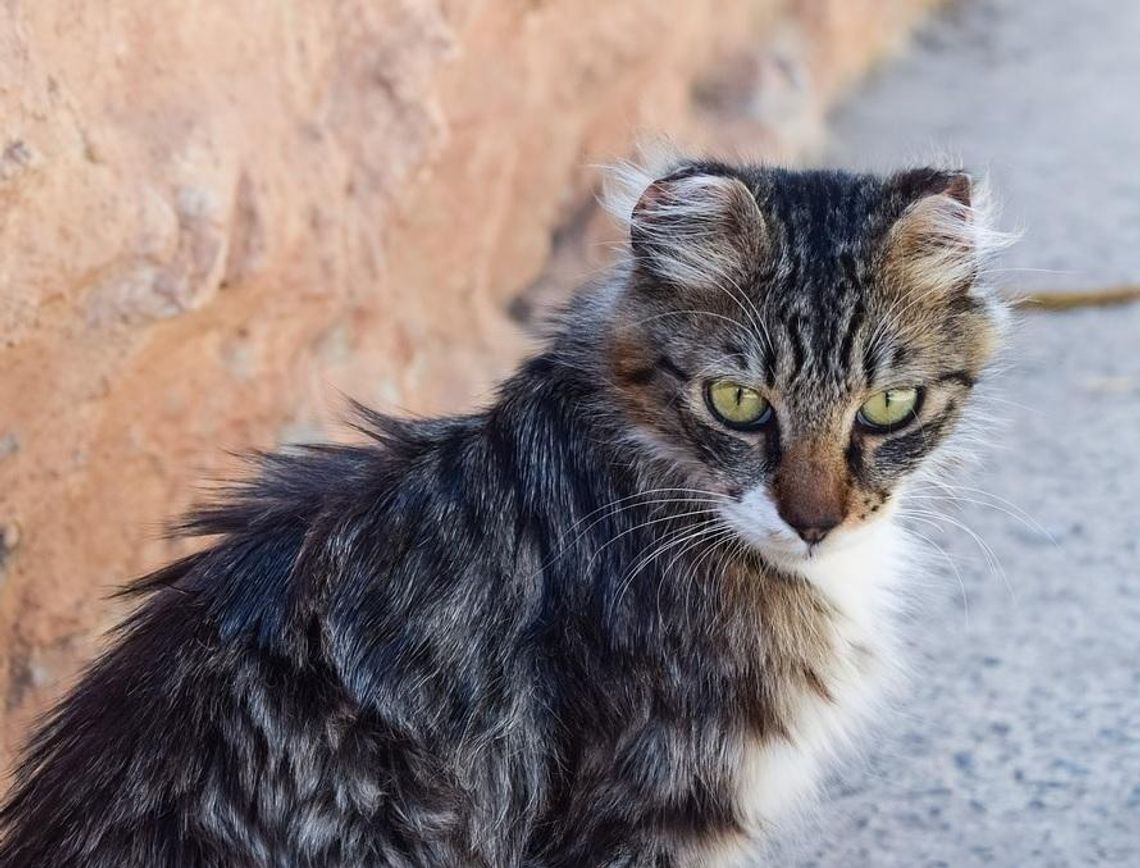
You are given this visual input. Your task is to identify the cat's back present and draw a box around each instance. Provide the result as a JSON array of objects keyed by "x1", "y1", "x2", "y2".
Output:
[{"x1": 0, "y1": 411, "x2": 548, "y2": 867}]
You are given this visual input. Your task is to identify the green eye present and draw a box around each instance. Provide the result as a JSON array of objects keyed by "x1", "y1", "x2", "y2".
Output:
[
  {"x1": 857, "y1": 386, "x2": 921, "y2": 431},
  {"x1": 705, "y1": 379, "x2": 771, "y2": 430}
]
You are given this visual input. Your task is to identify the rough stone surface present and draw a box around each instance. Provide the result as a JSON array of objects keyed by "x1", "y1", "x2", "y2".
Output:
[
  {"x1": 0, "y1": 1, "x2": 934, "y2": 767},
  {"x1": 769, "y1": 0, "x2": 1140, "y2": 864}
]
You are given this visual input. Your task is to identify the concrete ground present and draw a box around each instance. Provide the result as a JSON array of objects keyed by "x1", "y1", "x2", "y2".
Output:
[{"x1": 771, "y1": 1, "x2": 1140, "y2": 865}]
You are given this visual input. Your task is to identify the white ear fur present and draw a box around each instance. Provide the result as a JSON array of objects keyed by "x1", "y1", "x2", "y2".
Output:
[
  {"x1": 605, "y1": 162, "x2": 765, "y2": 289},
  {"x1": 600, "y1": 142, "x2": 683, "y2": 229},
  {"x1": 887, "y1": 173, "x2": 1014, "y2": 300}
]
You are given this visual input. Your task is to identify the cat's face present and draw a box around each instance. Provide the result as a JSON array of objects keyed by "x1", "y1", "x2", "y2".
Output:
[{"x1": 606, "y1": 163, "x2": 1006, "y2": 563}]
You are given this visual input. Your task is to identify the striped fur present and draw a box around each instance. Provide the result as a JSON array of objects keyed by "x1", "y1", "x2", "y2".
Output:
[{"x1": 0, "y1": 159, "x2": 1008, "y2": 867}]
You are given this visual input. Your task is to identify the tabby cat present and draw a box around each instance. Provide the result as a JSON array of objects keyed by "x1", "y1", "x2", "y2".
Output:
[{"x1": 0, "y1": 158, "x2": 1007, "y2": 867}]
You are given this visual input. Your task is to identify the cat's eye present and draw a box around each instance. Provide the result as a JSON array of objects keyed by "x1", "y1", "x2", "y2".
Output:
[
  {"x1": 705, "y1": 379, "x2": 772, "y2": 430},
  {"x1": 857, "y1": 387, "x2": 921, "y2": 432}
]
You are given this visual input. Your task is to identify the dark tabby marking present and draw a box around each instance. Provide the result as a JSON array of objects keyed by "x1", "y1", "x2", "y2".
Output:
[{"x1": 0, "y1": 158, "x2": 1008, "y2": 867}]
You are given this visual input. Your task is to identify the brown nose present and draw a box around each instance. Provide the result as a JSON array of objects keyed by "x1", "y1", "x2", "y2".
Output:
[
  {"x1": 773, "y1": 445, "x2": 849, "y2": 545},
  {"x1": 779, "y1": 513, "x2": 840, "y2": 545}
]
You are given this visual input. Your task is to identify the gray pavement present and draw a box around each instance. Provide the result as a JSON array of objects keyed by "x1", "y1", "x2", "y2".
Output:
[{"x1": 770, "y1": 1, "x2": 1140, "y2": 864}]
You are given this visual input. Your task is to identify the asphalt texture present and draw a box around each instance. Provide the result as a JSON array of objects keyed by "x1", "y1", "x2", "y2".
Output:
[{"x1": 769, "y1": 1, "x2": 1140, "y2": 865}]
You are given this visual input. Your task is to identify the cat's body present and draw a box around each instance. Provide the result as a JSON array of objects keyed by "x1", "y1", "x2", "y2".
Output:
[{"x1": 0, "y1": 161, "x2": 1005, "y2": 867}]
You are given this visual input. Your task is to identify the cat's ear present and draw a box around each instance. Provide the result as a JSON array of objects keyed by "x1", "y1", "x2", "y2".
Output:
[
  {"x1": 884, "y1": 168, "x2": 1007, "y2": 297},
  {"x1": 626, "y1": 169, "x2": 767, "y2": 289}
]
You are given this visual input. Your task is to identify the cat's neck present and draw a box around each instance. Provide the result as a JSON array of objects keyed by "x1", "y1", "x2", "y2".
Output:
[{"x1": 790, "y1": 516, "x2": 910, "y2": 634}]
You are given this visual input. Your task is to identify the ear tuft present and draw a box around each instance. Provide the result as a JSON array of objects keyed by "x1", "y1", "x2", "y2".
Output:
[
  {"x1": 942, "y1": 172, "x2": 972, "y2": 208},
  {"x1": 885, "y1": 168, "x2": 1012, "y2": 299},
  {"x1": 624, "y1": 169, "x2": 766, "y2": 289}
]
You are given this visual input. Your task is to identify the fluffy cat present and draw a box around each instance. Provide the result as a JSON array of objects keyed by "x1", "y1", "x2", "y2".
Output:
[{"x1": 0, "y1": 159, "x2": 1007, "y2": 867}]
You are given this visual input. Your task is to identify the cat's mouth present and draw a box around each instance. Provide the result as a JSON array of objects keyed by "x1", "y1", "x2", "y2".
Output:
[
  {"x1": 747, "y1": 526, "x2": 845, "y2": 564},
  {"x1": 765, "y1": 523, "x2": 872, "y2": 560},
  {"x1": 716, "y1": 488, "x2": 895, "y2": 566}
]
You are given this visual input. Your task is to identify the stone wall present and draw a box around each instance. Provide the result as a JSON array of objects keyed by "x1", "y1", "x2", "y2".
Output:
[{"x1": 0, "y1": 0, "x2": 935, "y2": 765}]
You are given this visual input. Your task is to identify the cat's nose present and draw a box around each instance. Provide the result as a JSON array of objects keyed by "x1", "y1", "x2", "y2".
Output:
[
  {"x1": 772, "y1": 442, "x2": 850, "y2": 547},
  {"x1": 784, "y1": 518, "x2": 839, "y2": 545}
]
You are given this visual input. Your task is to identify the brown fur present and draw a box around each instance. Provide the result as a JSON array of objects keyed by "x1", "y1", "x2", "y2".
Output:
[{"x1": 771, "y1": 441, "x2": 851, "y2": 539}]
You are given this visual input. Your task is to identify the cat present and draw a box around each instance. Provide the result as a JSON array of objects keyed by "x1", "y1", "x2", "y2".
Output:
[{"x1": 0, "y1": 158, "x2": 1008, "y2": 867}]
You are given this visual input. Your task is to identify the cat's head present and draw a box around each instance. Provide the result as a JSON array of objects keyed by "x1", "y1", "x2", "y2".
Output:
[{"x1": 601, "y1": 160, "x2": 1009, "y2": 564}]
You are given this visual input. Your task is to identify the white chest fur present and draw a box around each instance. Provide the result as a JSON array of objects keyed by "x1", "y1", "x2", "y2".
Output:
[{"x1": 701, "y1": 520, "x2": 909, "y2": 867}]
